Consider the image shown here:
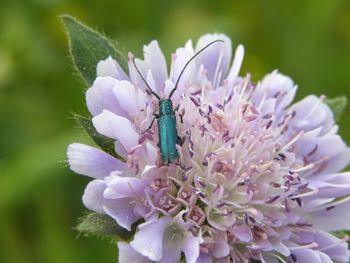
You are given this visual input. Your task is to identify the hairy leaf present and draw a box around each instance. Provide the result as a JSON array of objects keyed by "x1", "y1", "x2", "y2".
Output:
[
  {"x1": 76, "y1": 213, "x2": 133, "y2": 240},
  {"x1": 324, "y1": 95, "x2": 347, "y2": 121},
  {"x1": 73, "y1": 113, "x2": 125, "y2": 161},
  {"x1": 61, "y1": 15, "x2": 128, "y2": 85}
]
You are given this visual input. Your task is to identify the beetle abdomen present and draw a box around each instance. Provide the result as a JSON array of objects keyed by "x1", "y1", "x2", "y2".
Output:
[{"x1": 158, "y1": 114, "x2": 179, "y2": 164}]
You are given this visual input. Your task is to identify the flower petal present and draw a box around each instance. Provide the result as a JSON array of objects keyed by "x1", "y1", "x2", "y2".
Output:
[
  {"x1": 118, "y1": 242, "x2": 151, "y2": 263},
  {"x1": 226, "y1": 44, "x2": 244, "y2": 88},
  {"x1": 182, "y1": 233, "x2": 200, "y2": 263},
  {"x1": 318, "y1": 147, "x2": 350, "y2": 175},
  {"x1": 289, "y1": 95, "x2": 334, "y2": 135},
  {"x1": 82, "y1": 179, "x2": 105, "y2": 213},
  {"x1": 143, "y1": 40, "x2": 168, "y2": 93},
  {"x1": 86, "y1": 77, "x2": 127, "y2": 117},
  {"x1": 97, "y1": 56, "x2": 129, "y2": 81},
  {"x1": 270, "y1": 240, "x2": 290, "y2": 257},
  {"x1": 308, "y1": 172, "x2": 350, "y2": 198},
  {"x1": 113, "y1": 80, "x2": 147, "y2": 115},
  {"x1": 317, "y1": 252, "x2": 333, "y2": 263},
  {"x1": 104, "y1": 174, "x2": 146, "y2": 199},
  {"x1": 212, "y1": 239, "x2": 230, "y2": 258},
  {"x1": 169, "y1": 40, "x2": 195, "y2": 97},
  {"x1": 232, "y1": 224, "x2": 253, "y2": 242},
  {"x1": 92, "y1": 110, "x2": 139, "y2": 152},
  {"x1": 129, "y1": 41, "x2": 167, "y2": 94},
  {"x1": 315, "y1": 230, "x2": 350, "y2": 262},
  {"x1": 130, "y1": 217, "x2": 171, "y2": 261},
  {"x1": 295, "y1": 134, "x2": 349, "y2": 175},
  {"x1": 314, "y1": 230, "x2": 350, "y2": 262},
  {"x1": 158, "y1": 239, "x2": 182, "y2": 263},
  {"x1": 307, "y1": 197, "x2": 350, "y2": 231},
  {"x1": 252, "y1": 71, "x2": 295, "y2": 111},
  {"x1": 195, "y1": 33, "x2": 232, "y2": 85},
  {"x1": 291, "y1": 249, "x2": 324, "y2": 263},
  {"x1": 195, "y1": 254, "x2": 212, "y2": 263},
  {"x1": 103, "y1": 198, "x2": 140, "y2": 231},
  {"x1": 67, "y1": 143, "x2": 126, "y2": 178}
]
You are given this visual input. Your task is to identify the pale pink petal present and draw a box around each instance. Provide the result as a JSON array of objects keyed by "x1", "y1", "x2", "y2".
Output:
[
  {"x1": 226, "y1": 44, "x2": 244, "y2": 88},
  {"x1": 86, "y1": 77, "x2": 127, "y2": 117},
  {"x1": 195, "y1": 254, "x2": 212, "y2": 263},
  {"x1": 130, "y1": 217, "x2": 171, "y2": 261},
  {"x1": 104, "y1": 174, "x2": 146, "y2": 199},
  {"x1": 195, "y1": 33, "x2": 232, "y2": 85},
  {"x1": 182, "y1": 233, "x2": 201, "y2": 263},
  {"x1": 296, "y1": 135, "x2": 346, "y2": 161},
  {"x1": 319, "y1": 148, "x2": 350, "y2": 175},
  {"x1": 158, "y1": 240, "x2": 182, "y2": 263},
  {"x1": 118, "y1": 242, "x2": 151, "y2": 263},
  {"x1": 67, "y1": 143, "x2": 126, "y2": 178},
  {"x1": 317, "y1": 252, "x2": 333, "y2": 263},
  {"x1": 163, "y1": 79, "x2": 176, "y2": 102},
  {"x1": 275, "y1": 85, "x2": 297, "y2": 113},
  {"x1": 232, "y1": 224, "x2": 253, "y2": 242},
  {"x1": 308, "y1": 172, "x2": 350, "y2": 198},
  {"x1": 304, "y1": 197, "x2": 335, "y2": 211},
  {"x1": 146, "y1": 68, "x2": 158, "y2": 97},
  {"x1": 289, "y1": 95, "x2": 334, "y2": 135},
  {"x1": 252, "y1": 71, "x2": 294, "y2": 107},
  {"x1": 307, "y1": 197, "x2": 350, "y2": 231},
  {"x1": 103, "y1": 198, "x2": 141, "y2": 231},
  {"x1": 314, "y1": 230, "x2": 350, "y2": 262},
  {"x1": 115, "y1": 141, "x2": 128, "y2": 159},
  {"x1": 212, "y1": 239, "x2": 230, "y2": 258},
  {"x1": 113, "y1": 80, "x2": 147, "y2": 115},
  {"x1": 128, "y1": 55, "x2": 149, "y2": 93},
  {"x1": 97, "y1": 56, "x2": 129, "y2": 81},
  {"x1": 295, "y1": 134, "x2": 350, "y2": 176},
  {"x1": 82, "y1": 179, "x2": 105, "y2": 213},
  {"x1": 270, "y1": 240, "x2": 290, "y2": 257},
  {"x1": 170, "y1": 40, "x2": 195, "y2": 98},
  {"x1": 92, "y1": 110, "x2": 139, "y2": 152},
  {"x1": 145, "y1": 142, "x2": 158, "y2": 164},
  {"x1": 292, "y1": 249, "x2": 323, "y2": 263},
  {"x1": 143, "y1": 40, "x2": 168, "y2": 93}
]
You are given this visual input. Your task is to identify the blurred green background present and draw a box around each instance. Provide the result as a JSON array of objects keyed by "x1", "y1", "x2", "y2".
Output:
[{"x1": 1, "y1": 0, "x2": 350, "y2": 262}]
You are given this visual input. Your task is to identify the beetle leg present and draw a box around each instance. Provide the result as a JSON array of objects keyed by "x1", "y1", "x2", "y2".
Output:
[
  {"x1": 142, "y1": 117, "x2": 157, "y2": 133},
  {"x1": 177, "y1": 136, "x2": 183, "y2": 146},
  {"x1": 153, "y1": 107, "x2": 160, "y2": 117},
  {"x1": 175, "y1": 158, "x2": 183, "y2": 168},
  {"x1": 174, "y1": 105, "x2": 184, "y2": 124}
]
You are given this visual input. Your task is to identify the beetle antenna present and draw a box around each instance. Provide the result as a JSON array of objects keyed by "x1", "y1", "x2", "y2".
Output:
[
  {"x1": 168, "y1": 39, "x2": 224, "y2": 99},
  {"x1": 132, "y1": 56, "x2": 161, "y2": 100}
]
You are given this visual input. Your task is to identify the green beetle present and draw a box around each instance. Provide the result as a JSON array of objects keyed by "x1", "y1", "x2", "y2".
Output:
[{"x1": 132, "y1": 40, "x2": 223, "y2": 164}]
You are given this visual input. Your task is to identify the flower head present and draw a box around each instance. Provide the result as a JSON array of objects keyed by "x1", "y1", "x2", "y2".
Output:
[{"x1": 68, "y1": 33, "x2": 350, "y2": 263}]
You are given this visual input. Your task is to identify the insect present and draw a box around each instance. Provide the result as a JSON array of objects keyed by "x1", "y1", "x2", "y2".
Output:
[{"x1": 132, "y1": 39, "x2": 224, "y2": 164}]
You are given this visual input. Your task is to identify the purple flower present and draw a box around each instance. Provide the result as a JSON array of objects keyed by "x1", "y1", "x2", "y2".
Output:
[{"x1": 67, "y1": 33, "x2": 350, "y2": 263}]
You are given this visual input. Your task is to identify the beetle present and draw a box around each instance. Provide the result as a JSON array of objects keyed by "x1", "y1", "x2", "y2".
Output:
[{"x1": 132, "y1": 39, "x2": 224, "y2": 164}]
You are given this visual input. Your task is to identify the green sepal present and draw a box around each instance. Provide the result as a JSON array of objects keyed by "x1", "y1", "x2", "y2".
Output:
[
  {"x1": 331, "y1": 230, "x2": 349, "y2": 239},
  {"x1": 61, "y1": 15, "x2": 128, "y2": 86},
  {"x1": 73, "y1": 113, "x2": 125, "y2": 161},
  {"x1": 76, "y1": 213, "x2": 133, "y2": 241},
  {"x1": 324, "y1": 95, "x2": 347, "y2": 121}
]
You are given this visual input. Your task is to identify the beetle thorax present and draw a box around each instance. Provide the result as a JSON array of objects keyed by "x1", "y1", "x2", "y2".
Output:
[{"x1": 159, "y1": 99, "x2": 173, "y2": 116}]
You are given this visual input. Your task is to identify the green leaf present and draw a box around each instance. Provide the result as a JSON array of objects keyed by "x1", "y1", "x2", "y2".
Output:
[
  {"x1": 76, "y1": 213, "x2": 133, "y2": 241},
  {"x1": 61, "y1": 15, "x2": 128, "y2": 86},
  {"x1": 324, "y1": 95, "x2": 347, "y2": 121},
  {"x1": 73, "y1": 113, "x2": 125, "y2": 161}
]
